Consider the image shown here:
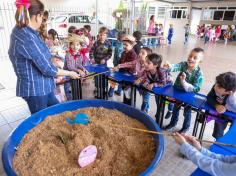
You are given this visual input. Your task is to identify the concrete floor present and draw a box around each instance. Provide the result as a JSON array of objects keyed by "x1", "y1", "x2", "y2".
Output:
[{"x1": 0, "y1": 37, "x2": 235, "y2": 176}]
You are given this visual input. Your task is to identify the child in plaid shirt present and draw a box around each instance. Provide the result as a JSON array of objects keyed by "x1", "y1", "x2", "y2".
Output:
[
  {"x1": 89, "y1": 27, "x2": 112, "y2": 65},
  {"x1": 64, "y1": 34, "x2": 89, "y2": 100},
  {"x1": 164, "y1": 47, "x2": 204, "y2": 133},
  {"x1": 135, "y1": 53, "x2": 168, "y2": 114}
]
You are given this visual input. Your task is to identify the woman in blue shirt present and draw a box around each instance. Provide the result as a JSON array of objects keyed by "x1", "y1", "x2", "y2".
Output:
[
  {"x1": 173, "y1": 132, "x2": 236, "y2": 176},
  {"x1": 8, "y1": 0, "x2": 79, "y2": 114}
]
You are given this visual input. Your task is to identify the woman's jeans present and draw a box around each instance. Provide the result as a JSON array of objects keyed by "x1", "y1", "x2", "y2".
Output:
[{"x1": 23, "y1": 92, "x2": 59, "y2": 114}]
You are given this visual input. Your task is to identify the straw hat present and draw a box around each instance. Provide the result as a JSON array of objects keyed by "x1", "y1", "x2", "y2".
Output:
[
  {"x1": 122, "y1": 35, "x2": 136, "y2": 45},
  {"x1": 67, "y1": 34, "x2": 87, "y2": 44}
]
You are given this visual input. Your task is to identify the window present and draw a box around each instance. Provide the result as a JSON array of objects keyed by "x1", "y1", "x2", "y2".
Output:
[
  {"x1": 213, "y1": 11, "x2": 224, "y2": 20},
  {"x1": 149, "y1": 7, "x2": 155, "y2": 16},
  {"x1": 177, "y1": 10, "x2": 182, "y2": 18},
  {"x1": 69, "y1": 16, "x2": 90, "y2": 23},
  {"x1": 171, "y1": 10, "x2": 177, "y2": 18},
  {"x1": 223, "y1": 11, "x2": 235, "y2": 20},
  {"x1": 54, "y1": 16, "x2": 67, "y2": 23},
  {"x1": 157, "y1": 7, "x2": 166, "y2": 18},
  {"x1": 169, "y1": 7, "x2": 188, "y2": 19}
]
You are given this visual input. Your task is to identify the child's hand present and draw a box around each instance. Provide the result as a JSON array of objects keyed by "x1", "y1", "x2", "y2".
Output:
[
  {"x1": 91, "y1": 59, "x2": 95, "y2": 64},
  {"x1": 184, "y1": 135, "x2": 202, "y2": 150},
  {"x1": 215, "y1": 104, "x2": 227, "y2": 114},
  {"x1": 147, "y1": 83, "x2": 154, "y2": 90},
  {"x1": 134, "y1": 79, "x2": 142, "y2": 85},
  {"x1": 172, "y1": 132, "x2": 186, "y2": 145},
  {"x1": 163, "y1": 61, "x2": 172, "y2": 69},
  {"x1": 100, "y1": 59, "x2": 106, "y2": 65},
  {"x1": 180, "y1": 72, "x2": 186, "y2": 82},
  {"x1": 112, "y1": 66, "x2": 119, "y2": 72}
]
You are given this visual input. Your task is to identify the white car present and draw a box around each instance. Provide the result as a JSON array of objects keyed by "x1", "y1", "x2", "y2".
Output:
[{"x1": 50, "y1": 13, "x2": 106, "y2": 38}]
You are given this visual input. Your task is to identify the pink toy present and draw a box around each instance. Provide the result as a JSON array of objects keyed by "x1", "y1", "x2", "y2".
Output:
[{"x1": 78, "y1": 145, "x2": 97, "y2": 168}]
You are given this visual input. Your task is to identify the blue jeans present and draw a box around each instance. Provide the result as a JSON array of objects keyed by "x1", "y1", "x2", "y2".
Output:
[
  {"x1": 184, "y1": 34, "x2": 189, "y2": 43},
  {"x1": 140, "y1": 90, "x2": 151, "y2": 112},
  {"x1": 167, "y1": 102, "x2": 174, "y2": 111},
  {"x1": 212, "y1": 118, "x2": 229, "y2": 139},
  {"x1": 64, "y1": 82, "x2": 72, "y2": 100},
  {"x1": 167, "y1": 34, "x2": 173, "y2": 44},
  {"x1": 168, "y1": 103, "x2": 192, "y2": 130},
  {"x1": 23, "y1": 92, "x2": 59, "y2": 114}
]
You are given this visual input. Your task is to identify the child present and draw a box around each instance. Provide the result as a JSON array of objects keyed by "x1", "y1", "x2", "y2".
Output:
[
  {"x1": 89, "y1": 27, "x2": 112, "y2": 97},
  {"x1": 167, "y1": 24, "x2": 174, "y2": 45},
  {"x1": 184, "y1": 24, "x2": 190, "y2": 44},
  {"x1": 215, "y1": 25, "x2": 221, "y2": 41},
  {"x1": 89, "y1": 27, "x2": 112, "y2": 65},
  {"x1": 108, "y1": 31, "x2": 126, "y2": 97},
  {"x1": 113, "y1": 35, "x2": 137, "y2": 105},
  {"x1": 133, "y1": 31, "x2": 143, "y2": 55},
  {"x1": 164, "y1": 47, "x2": 204, "y2": 133},
  {"x1": 51, "y1": 57, "x2": 67, "y2": 102},
  {"x1": 207, "y1": 72, "x2": 236, "y2": 139},
  {"x1": 209, "y1": 26, "x2": 216, "y2": 43},
  {"x1": 135, "y1": 53, "x2": 166, "y2": 113},
  {"x1": 46, "y1": 29, "x2": 59, "y2": 48},
  {"x1": 173, "y1": 132, "x2": 236, "y2": 176},
  {"x1": 204, "y1": 27, "x2": 209, "y2": 44},
  {"x1": 64, "y1": 34, "x2": 89, "y2": 100},
  {"x1": 83, "y1": 25, "x2": 93, "y2": 51}
]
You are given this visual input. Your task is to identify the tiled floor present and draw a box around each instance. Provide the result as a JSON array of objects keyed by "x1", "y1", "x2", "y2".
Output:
[{"x1": 0, "y1": 37, "x2": 235, "y2": 176}]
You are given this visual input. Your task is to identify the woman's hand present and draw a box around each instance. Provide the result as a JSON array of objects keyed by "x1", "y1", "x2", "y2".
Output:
[
  {"x1": 68, "y1": 71, "x2": 80, "y2": 79},
  {"x1": 172, "y1": 132, "x2": 186, "y2": 145}
]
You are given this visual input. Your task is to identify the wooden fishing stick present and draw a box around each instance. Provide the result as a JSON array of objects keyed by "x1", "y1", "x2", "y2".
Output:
[
  {"x1": 83, "y1": 70, "x2": 112, "y2": 79},
  {"x1": 111, "y1": 124, "x2": 236, "y2": 148}
]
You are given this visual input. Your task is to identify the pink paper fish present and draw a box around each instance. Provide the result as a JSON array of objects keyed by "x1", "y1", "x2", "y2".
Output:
[{"x1": 78, "y1": 145, "x2": 97, "y2": 168}]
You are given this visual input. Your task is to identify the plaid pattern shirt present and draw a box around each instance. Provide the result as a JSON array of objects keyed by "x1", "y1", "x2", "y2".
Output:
[
  {"x1": 8, "y1": 26, "x2": 58, "y2": 97},
  {"x1": 171, "y1": 61, "x2": 203, "y2": 92},
  {"x1": 89, "y1": 40, "x2": 112, "y2": 64},
  {"x1": 64, "y1": 50, "x2": 85, "y2": 72}
]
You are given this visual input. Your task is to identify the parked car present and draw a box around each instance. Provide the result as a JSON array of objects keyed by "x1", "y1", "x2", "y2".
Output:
[{"x1": 50, "y1": 13, "x2": 108, "y2": 38}]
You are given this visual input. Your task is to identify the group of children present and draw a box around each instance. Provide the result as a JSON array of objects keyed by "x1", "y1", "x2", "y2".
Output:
[
  {"x1": 44, "y1": 24, "x2": 236, "y2": 140},
  {"x1": 198, "y1": 24, "x2": 236, "y2": 45}
]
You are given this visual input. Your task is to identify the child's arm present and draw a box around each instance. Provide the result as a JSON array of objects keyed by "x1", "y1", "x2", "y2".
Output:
[
  {"x1": 65, "y1": 54, "x2": 77, "y2": 72},
  {"x1": 104, "y1": 42, "x2": 113, "y2": 61},
  {"x1": 170, "y1": 62, "x2": 186, "y2": 72},
  {"x1": 180, "y1": 143, "x2": 236, "y2": 176},
  {"x1": 207, "y1": 87, "x2": 227, "y2": 114},
  {"x1": 89, "y1": 42, "x2": 96, "y2": 63},
  {"x1": 118, "y1": 60, "x2": 136, "y2": 69},
  {"x1": 180, "y1": 71, "x2": 203, "y2": 92},
  {"x1": 174, "y1": 133, "x2": 236, "y2": 176},
  {"x1": 226, "y1": 93, "x2": 236, "y2": 113}
]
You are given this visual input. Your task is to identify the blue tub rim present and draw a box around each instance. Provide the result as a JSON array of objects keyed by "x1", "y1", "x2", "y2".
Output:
[{"x1": 2, "y1": 99, "x2": 164, "y2": 176}]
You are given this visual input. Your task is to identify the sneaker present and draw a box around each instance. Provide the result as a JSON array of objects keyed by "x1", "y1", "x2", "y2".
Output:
[
  {"x1": 163, "y1": 124, "x2": 174, "y2": 131},
  {"x1": 114, "y1": 90, "x2": 121, "y2": 96},
  {"x1": 178, "y1": 128, "x2": 189, "y2": 134},
  {"x1": 165, "y1": 111, "x2": 172, "y2": 119},
  {"x1": 144, "y1": 109, "x2": 150, "y2": 115}
]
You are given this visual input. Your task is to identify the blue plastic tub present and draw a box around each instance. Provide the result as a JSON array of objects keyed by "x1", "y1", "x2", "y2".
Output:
[{"x1": 2, "y1": 100, "x2": 164, "y2": 176}]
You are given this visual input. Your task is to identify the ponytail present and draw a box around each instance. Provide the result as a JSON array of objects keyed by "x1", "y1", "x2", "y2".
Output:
[{"x1": 15, "y1": 0, "x2": 44, "y2": 28}]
